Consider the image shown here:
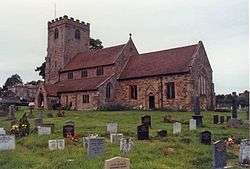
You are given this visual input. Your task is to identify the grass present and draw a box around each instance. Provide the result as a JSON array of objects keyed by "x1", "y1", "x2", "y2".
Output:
[{"x1": 0, "y1": 108, "x2": 248, "y2": 169}]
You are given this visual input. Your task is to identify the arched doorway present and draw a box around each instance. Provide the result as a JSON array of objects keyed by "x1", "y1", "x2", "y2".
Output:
[{"x1": 148, "y1": 95, "x2": 155, "y2": 109}]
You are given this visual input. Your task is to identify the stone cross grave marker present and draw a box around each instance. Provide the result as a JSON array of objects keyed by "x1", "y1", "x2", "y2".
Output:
[
  {"x1": 137, "y1": 124, "x2": 149, "y2": 140},
  {"x1": 0, "y1": 128, "x2": 6, "y2": 135},
  {"x1": 110, "y1": 133, "x2": 123, "y2": 144},
  {"x1": 157, "y1": 129, "x2": 167, "y2": 138},
  {"x1": 104, "y1": 156, "x2": 130, "y2": 169},
  {"x1": 84, "y1": 137, "x2": 105, "y2": 157},
  {"x1": 189, "y1": 119, "x2": 196, "y2": 130},
  {"x1": 120, "y1": 137, "x2": 133, "y2": 154},
  {"x1": 107, "y1": 123, "x2": 118, "y2": 134},
  {"x1": 200, "y1": 131, "x2": 212, "y2": 145},
  {"x1": 141, "y1": 115, "x2": 151, "y2": 128},
  {"x1": 63, "y1": 121, "x2": 75, "y2": 138},
  {"x1": 239, "y1": 139, "x2": 250, "y2": 166},
  {"x1": 38, "y1": 126, "x2": 51, "y2": 135},
  {"x1": 48, "y1": 139, "x2": 65, "y2": 150},
  {"x1": 213, "y1": 140, "x2": 226, "y2": 169},
  {"x1": 0, "y1": 135, "x2": 15, "y2": 151},
  {"x1": 213, "y1": 115, "x2": 219, "y2": 124},
  {"x1": 219, "y1": 116, "x2": 225, "y2": 124},
  {"x1": 173, "y1": 122, "x2": 181, "y2": 134}
]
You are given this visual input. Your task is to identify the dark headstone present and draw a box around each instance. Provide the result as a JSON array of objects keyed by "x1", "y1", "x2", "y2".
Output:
[
  {"x1": 157, "y1": 129, "x2": 167, "y2": 138},
  {"x1": 141, "y1": 115, "x2": 151, "y2": 128},
  {"x1": 232, "y1": 92, "x2": 238, "y2": 119},
  {"x1": 226, "y1": 116, "x2": 231, "y2": 122},
  {"x1": 200, "y1": 131, "x2": 212, "y2": 145},
  {"x1": 219, "y1": 116, "x2": 225, "y2": 124},
  {"x1": 192, "y1": 115, "x2": 203, "y2": 127},
  {"x1": 213, "y1": 140, "x2": 226, "y2": 169},
  {"x1": 193, "y1": 96, "x2": 201, "y2": 115},
  {"x1": 213, "y1": 115, "x2": 219, "y2": 124},
  {"x1": 63, "y1": 122, "x2": 74, "y2": 138},
  {"x1": 137, "y1": 124, "x2": 149, "y2": 140}
]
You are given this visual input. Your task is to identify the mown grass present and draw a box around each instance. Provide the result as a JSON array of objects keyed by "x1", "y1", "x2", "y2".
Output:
[{"x1": 0, "y1": 108, "x2": 248, "y2": 169}]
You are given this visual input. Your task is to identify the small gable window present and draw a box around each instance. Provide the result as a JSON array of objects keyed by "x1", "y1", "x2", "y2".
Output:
[
  {"x1": 75, "y1": 29, "x2": 80, "y2": 39},
  {"x1": 68, "y1": 72, "x2": 73, "y2": 79},
  {"x1": 81, "y1": 69, "x2": 88, "y2": 77},
  {"x1": 96, "y1": 66, "x2": 104, "y2": 76},
  {"x1": 106, "y1": 83, "x2": 112, "y2": 99},
  {"x1": 54, "y1": 28, "x2": 59, "y2": 39},
  {"x1": 129, "y1": 85, "x2": 138, "y2": 100},
  {"x1": 166, "y1": 82, "x2": 175, "y2": 99},
  {"x1": 82, "y1": 95, "x2": 89, "y2": 103}
]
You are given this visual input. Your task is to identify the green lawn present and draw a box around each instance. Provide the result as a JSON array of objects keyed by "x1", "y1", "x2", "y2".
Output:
[{"x1": 0, "y1": 108, "x2": 248, "y2": 169}]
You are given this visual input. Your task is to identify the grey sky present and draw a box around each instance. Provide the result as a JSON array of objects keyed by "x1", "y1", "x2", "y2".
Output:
[{"x1": 0, "y1": 0, "x2": 249, "y2": 94}]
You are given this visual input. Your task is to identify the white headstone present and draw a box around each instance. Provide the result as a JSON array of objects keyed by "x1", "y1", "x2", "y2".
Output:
[
  {"x1": 104, "y1": 156, "x2": 130, "y2": 169},
  {"x1": 48, "y1": 140, "x2": 57, "y2": 150},
  {"x1": 189, "y1": 119, "x2": 196, "y2": 130},
  {"x1": 110, "y1": 133, "x2": 123, "y2": 144},
  {"x1": 0, "y1": 135, "x2": 15, "y2": 151},
  {"x1": 57, "y1": 139, "x2": 65, "y2": 150},
  {"x1": 239, "y1": 139, "x2": 250, "y2": 165},
  {"x1": 38, "y1": 126, "x2": 51, "y2": 135},
  {"x1": 173, "y1": 122, "x2": 181, "y2": 134},
  {"x1": 107, "y1": 123, "x2": 118, "y2": 134},
  {"x1": 0, "y1": 128, "x2": 6, "y2": 135},
  {"x1": 120, "y1": 138, "x2": 133, "y2": 154}
]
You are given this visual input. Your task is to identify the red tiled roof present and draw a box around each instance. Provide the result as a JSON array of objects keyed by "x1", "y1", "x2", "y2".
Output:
[
  {"x1": 119, "y1": 44, "x2": 199, "y2": 80},
  {"x1": 56, "y1": 76, "x2": 109, "y2": 93},
  {"x1": 62, "y1": 44, "x2": 125, "y2": 72}
]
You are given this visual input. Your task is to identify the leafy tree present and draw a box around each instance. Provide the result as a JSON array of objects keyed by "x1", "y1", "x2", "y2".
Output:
[
  {"x1": 35, "y1": 62, "x2": 46, "y2": 79},
  {"x1": 90, "y1": 38, "x2": 103, "y2": 49},
  {"x1": 3, "y1": 74, "x2": 23, "y2": 90},
  {"x1": 239, "y1": 90, "x2": 249, "y2": 108}
]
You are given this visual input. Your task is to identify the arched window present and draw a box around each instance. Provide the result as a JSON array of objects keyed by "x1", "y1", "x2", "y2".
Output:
[
  {"x1": 75, "y1": 29, "x2": 80, "y2": 39},
  {"x1": 54, "y1": 28, "x2": 59, "y2": 39},
  {"x1": 106, "y1": 83, "x2": 112, "y2": 99}
]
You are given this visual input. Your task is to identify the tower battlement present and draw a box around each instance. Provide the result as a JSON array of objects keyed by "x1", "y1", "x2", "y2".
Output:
[{"x1": 48, "y1": 15, "x2": 90, "y2": 30}]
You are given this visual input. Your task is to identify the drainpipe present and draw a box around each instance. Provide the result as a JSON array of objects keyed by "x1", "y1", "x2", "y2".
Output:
[{"x1": 160, "y1": 76, "x2": 163, "y2": 109}]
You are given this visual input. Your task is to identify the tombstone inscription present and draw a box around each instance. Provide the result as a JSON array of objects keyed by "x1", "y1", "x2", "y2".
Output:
[
  {"x1": 104, "y1": 156, "x2": 130, "y2": 169},
  {"x1": 38, "y1": 126, "x2": 51, "y2": 135},
  {"x1": 84, "y1": 137, "x2": 105, "y2": 157}
]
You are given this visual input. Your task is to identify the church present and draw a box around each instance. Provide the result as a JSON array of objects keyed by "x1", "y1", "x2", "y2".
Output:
[{"x1": 35, "y1": 15, "x2": 215, "y2": 111}]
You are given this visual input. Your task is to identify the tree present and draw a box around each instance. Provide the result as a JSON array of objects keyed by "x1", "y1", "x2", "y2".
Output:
[
  {"x1": 90, "y1": 38, "x2": 103, "y2": 49},
  {"x1": 35, "y1": 62, "x2": 46, "y2": 79},
  {"x1": 3, "y1": 74, "x2": 23, "y2": 90}
]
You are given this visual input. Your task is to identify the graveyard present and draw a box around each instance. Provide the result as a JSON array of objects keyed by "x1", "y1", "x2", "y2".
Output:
[{"x1": 0, "y1": 107, "x2": 249, "y2": 169}]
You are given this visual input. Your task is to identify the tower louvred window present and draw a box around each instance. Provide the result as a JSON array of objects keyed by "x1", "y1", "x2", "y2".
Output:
[
  {"x1": 75, "y1": 29, "x2": 80, "y2": 39},
  {"x1": 54, "y1": 28, "x2": 59, "y2": 39}
]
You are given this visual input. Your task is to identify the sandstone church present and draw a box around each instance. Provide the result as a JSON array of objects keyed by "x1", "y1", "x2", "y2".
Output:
[{"x1": 35, "y1": 15, "x2": 215, "y2": 111}]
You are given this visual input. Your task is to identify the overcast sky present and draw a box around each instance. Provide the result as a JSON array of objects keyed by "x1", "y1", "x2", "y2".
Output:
[{"x1": 0, "y1": 0, "x2": 249, "y2": 94}]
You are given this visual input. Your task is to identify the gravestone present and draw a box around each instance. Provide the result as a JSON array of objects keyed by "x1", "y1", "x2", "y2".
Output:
[
  {"x1": 63, "y1": 122, "x2": 75, "y2": 138},
  {"x1": 41, "y1": 123, "x2": 55, "y2": 133},
  {"x1": 120, "y1": 137, "x2": 133, "y2": 154},
  {"x1": 0, "y1": 135, "x2": 15, "y2": 151},
  {"x1": 226, "y1": 116, "x2": 231, "y2": 122},
  {"x1": 141, "y1": 115, "x2": 151, "y2": 128},
  {"x1": 173, "y1": 122, "x2": 181, "y2": 134},
  {"x1": 110, "y1": 133, "x2": 123, "y2": 144},
  {"x1": 38, "y1": 126, "x2": 51, "y2": 135},
  {"x1": 0, "y1": 128, "x2": 6, "y2": 135},
  {"x1": 213, "y1": 115, "x2": 219, "y2": 124},
  {"x1": 34, "y1": 118, "x2": 43, "y2": 127},
  {"x1": 213, "y1": 140, "x2": 226, "y2": 169},
  {"x1": 48, "y1": 139, "x2": 65, "y2": 150},
  {"x1": 84, "y1": 137, "x2": 105, "y2": 157},
  {"x1": 192, "y1": 96, "x2": 203, "y2": 127},
  {"x1": 200, "y1": 131, "x2": 212, "y2": 145},
  {"x1": 7, "y1": 105, "x2": 15, "y2": 120},
  {"x1": 48, "y1": 140, "x2": 57, "y2": 150},
  {"x1": 137, "y1": 124, "x2": 149, "y2": 140},
  {"x1": 189, "y1": 119, "x2": 196, "y2": 130},
  {"x1": 157, "y1": 129, "x2": 167, "y2": 138},
  {"x1": 107, "y1": 123, "x2": 118, "y2": 134},
  {"x1": 227, "y1": 119, "x2": 241, "y2": 128},
  {"x1": 232, "y1": 92, "x2": 238, "y2": 119},
  {"x1": 104, "y1": 156, "x2": 130, "y2": 169},
  {"x1": 219, "y1": 116, "x2": 225, "y2": 124},
  {"x1": 57, "y1": 139, "x2": 65, "y2": 150},
  {"x1": 239, "y1": 139, "x2": 250, "y2": 166}
]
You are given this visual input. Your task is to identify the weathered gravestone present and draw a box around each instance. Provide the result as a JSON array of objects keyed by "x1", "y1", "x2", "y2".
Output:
[
  {"x1": 41, "y1": 123, "x2": 55, "y2": 133},
  {"x1": 200, "y1": 131, "x2": 212, "y2": 145},
  {"x1": 0, "y1": 135, "x2": 15, "y2": 151},
  {"x1": 107, "y1": 123, "x2": 118, "y2": 134},
  {"x1": 104, "y1": 156, "x2": 130, "y2": 169},
  {"x1": 84, "y1": 137, "x2": 105, "y2": 157},
  {"x1": 213, "y1": 140, "x2": 227, "y2": 169},
  {"x1": 38, "y1": 126, "x2": 51, "y2": 135},
  {"x1": 173, "y1": 122, "x2": 181, "y2": 134},
  {"x1": 110, "y1": 133, "x2": 123, "y2": 144},
  {"x1": 57, "y1": 139, "x2": 65, "y2": 150},
  {"x1": 7, "y1": 105, "x2": 16, "y2": 120},
  {"x1": 227, "y1": 118, "x2": 241, "y2": 128},
  {"x1": 48, "y1": 140, "x2": 57, "y2": 150},
  {"x1": 239, "y1": 139, "x2": 250, "y2": 166},
  {"x1": 219, "y1": 116, "x2": 225, "y2": 124},
  {"x1": 192, "y1": 96, "x2": 203, "y2": 127},
  {"x1": 48, "y1": 139, "x2": 65, "y2": 150},
  {"x1": 157, "y1": 129, "x2": 167, "y2": 138},
  {"x1": 213, "y1": 115, "x2": 219, "y2": 124},
  {"x1": 226, "y1": 116, "x2": 231, "y2": 122},
  {"x1": 137, "y1": 124, "x2": 149, "y2": 140},
  {"x1": 141, "y1": 115, "x2": 151, "y2": 128},
  {"x1": 120, "y1": 137, "x2": 133, "y2": 154},
  {"x1": 63, "y1": 121, "x2": 75, "y2": 138},
  {"x1": 0, "y1": 128, "x2": 6, "y2": 135},
  {"x1": 189, "y1": 119, "x2": 196, "y2": 130}
]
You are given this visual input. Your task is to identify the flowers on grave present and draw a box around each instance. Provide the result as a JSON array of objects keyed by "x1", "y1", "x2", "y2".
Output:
[
  {"x1": 10, "y1": 113, "x2": 30, "y2": 138},
  {"x1": 67, "y1": 133, "x2": 81, "y2": 142},
  {"x1": 225, "y1": 137, "x2": 235, "y2": 146}
]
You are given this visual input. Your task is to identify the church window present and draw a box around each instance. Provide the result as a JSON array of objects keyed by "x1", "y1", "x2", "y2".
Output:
[
  {"x1": 129, "y1": 85, "x2": 138, "y2": 100},
  {"x1": 81, "y1": 69, "x2": 88, "y2": 77},
  {"x1": 54, "y1": 28, "x2": 59, "y2": 39},
  {"x1": 68, "y1": 72, "x2": 73, "y2": 79},
  {"x1": 82, "y1": 95, "x2": 89, "y2": 103},
  {"x1": 166, "y1": 82, "x2": 175, "y2": 99},
  {"x1": 96, "y1": 66, "x2": 104, "y2": 76},
  {"x1": 75, "y1": 29, "x2": 80, "y2": 39}
]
